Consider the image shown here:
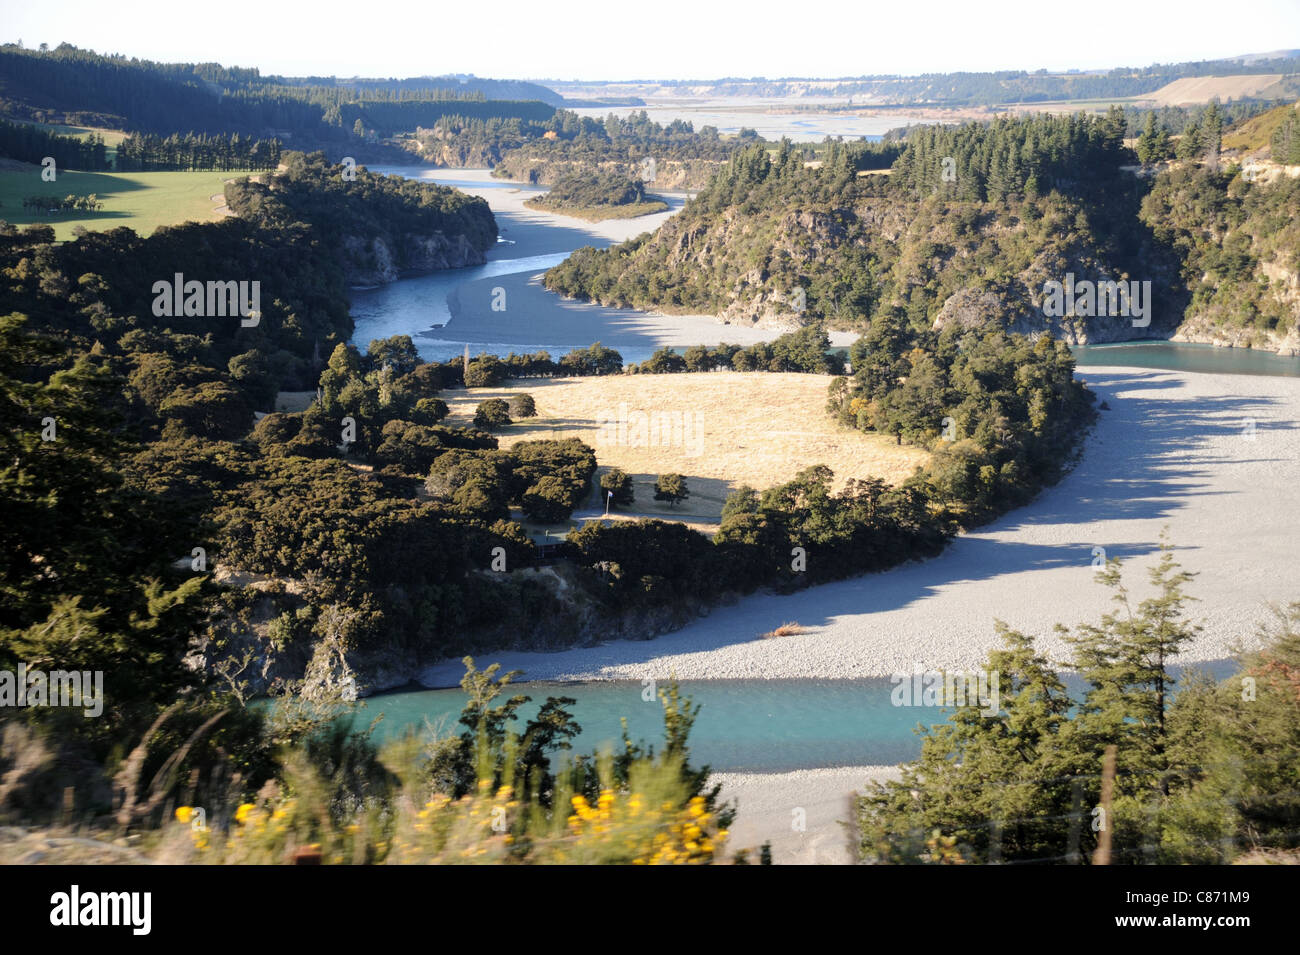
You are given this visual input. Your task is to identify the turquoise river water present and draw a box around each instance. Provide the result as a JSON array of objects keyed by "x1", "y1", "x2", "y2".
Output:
[{"x1": 353, "y1": 664, "x2": 1236, "y2": 773}]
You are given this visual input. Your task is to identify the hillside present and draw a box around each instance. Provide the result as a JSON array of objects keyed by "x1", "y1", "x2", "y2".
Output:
[
  {"x1": 1222, "y1": 100, "x2": 1299, "y2": 153},
  {"x1": 1138, "y1": 73, "x2": 1293, "y2": 106},
  {"x1": 1143, "y1": 165, "x2": 1300, "y2": 351},
  {"x1": 0, "y1": 43, "x2": 554, "y2": 163},
  {"x1": 546, "y1": 111, "x2": 1300, "y2": 353},
  {"x1": 546, "y1": 114, "x2": 1188, "y2": 344},
  {"x1": 224, "y1": 151, "x2": 497, "y2": 283}
]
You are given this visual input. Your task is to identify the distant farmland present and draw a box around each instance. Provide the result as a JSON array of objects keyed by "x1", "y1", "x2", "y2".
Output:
[{"x1": 1137, "y1": 73, "x2": 1291, "y2": 106}]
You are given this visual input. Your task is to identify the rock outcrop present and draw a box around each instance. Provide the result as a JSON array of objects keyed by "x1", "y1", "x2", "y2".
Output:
[
  {"x1": 340, "y1": 232, "x2": 486, "y2": 287},
  {"x1": 191, "y1": 562, "x2": 721, "y2": 698}
]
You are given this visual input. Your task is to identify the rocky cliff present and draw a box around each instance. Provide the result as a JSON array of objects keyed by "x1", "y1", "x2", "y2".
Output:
[
  {"x1": 340, "y1": 231, "x2": 486, "y2": 287},
  {"x1": 546, "y1": 178, "x2": 1189, "y2": 344},
  {"x1": 192, "y1": 562, "x2": 722, "y2": 698}
]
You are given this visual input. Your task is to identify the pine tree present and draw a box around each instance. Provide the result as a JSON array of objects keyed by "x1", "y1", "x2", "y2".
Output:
[
  {"x1": 857, "y1": 626, "x2": 1074, "y2": 863},
  {"x1": 1063, "y1": 537, "x2": 1201, "y2": 798}
]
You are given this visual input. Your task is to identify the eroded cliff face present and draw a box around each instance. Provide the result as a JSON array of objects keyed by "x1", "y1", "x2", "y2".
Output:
[
  {"x1": 420, "y1": 139, "x2": 509, "y2": 169},
  {"x1": 597, "y1": 188, "x2": 1202, "y2": 344},
  {"x1": 1170, "y1": 258, "x2": 1300, "y2": 355},
  {"x1": 1171, "y1": 323, "x2": 1300, "y2": 355},
  {"x1": 340, "y1": 232, "x2": 486, "y2": 286},
  {"x1": 191, "y1": 563, "x2": 719, "y2": 698},
  {"x1": 932, "y1": 279, "x2": 1167, "y2": 345}
]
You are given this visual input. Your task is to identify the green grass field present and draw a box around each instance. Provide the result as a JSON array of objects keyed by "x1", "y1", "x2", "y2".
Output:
[{"x1": 0, "y1": 169, "x2": 251, "y2": 240}]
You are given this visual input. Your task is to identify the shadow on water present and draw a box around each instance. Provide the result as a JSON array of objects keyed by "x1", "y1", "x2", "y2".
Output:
[{"x1": 1074, "y1": 342, "x2": 1300, "y2": 378}]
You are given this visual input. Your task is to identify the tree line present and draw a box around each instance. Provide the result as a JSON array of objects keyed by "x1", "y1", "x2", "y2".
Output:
[
  {"x1": 0, "y1": 43, "x2": 556, "y2": 157},
  {"x1": 20, "y1": 193, "x2": 103, "y2": 213},
  {"x1": 0, "y1": 117, "x2": 110, "y2": 169},
  {"x1": 115, "y1": 132, "x2": 282, "y2": 171}
]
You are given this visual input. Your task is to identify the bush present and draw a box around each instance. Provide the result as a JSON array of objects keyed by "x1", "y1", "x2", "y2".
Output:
[
  {"x1": 473, "y1": 399, "x2": 512, "y2": 430},
  {"x1": 600, "y1": 468, "x2": 635, "y2": 508},
  {"x1": 508, "y1": 393, "x2": 537, "y2": 418},
  {"x1": 413, "y1": 397, "x2": 449, "y2": 425},
  {"x1": 251, "y1": 412, "x2": 302, "y2": 453},
  {"x1": 465, "y1": 355, "x2": 507, "y2": 388},
  {"x1": 522, "y1": 475, "x2": 580, "y2": 523},
  {"x1": 653, "y1": 473, "x2": 689, "y2": 508}
]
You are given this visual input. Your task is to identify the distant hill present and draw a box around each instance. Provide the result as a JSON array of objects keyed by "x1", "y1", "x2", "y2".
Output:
[
  {"x1": 1136, "y1": 74, "x2": 1297, "y2": 107},
  {"x1": 0, "y1": 43, "x2": 555, "y2": 162},
  {"x1": 1230, "y1": 49, "x2": 1300, "y2": 65},
  {"x1": 545, "y1": 51, "x2": 1300, "y2": 107},
  {"x1": 1222, "y1": 100, "x2": 1300, "y2": 153},
  {"x1": 311, "y1": 74, "x2": 565, "y2": 107}
]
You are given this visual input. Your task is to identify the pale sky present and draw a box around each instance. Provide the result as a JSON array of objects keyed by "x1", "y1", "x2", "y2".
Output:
[{"x1": 4, "y1": 0, "x2": 1298, "y2": 81}]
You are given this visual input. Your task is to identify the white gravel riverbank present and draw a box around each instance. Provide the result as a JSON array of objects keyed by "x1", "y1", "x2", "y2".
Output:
[{"x1": 712, "y1": 765, "x2": 901, "y2": 864}]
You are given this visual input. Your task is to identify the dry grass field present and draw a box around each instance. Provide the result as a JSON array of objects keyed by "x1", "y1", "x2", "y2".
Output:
[
  {"x1": 1138, "y1": 74, "x2": 1288, "y2": 107},
  {"x1": 1222, "y1": 101, "x2": 1299, "y2": 154},
  {"x1": 443, "y1": 372, "x2": 929, "y2": 524}
]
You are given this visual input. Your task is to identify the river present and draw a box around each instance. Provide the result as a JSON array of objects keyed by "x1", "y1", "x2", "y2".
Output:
[
  {"x1": 345, "y1": 167, "x2": 1297, "y2": 775},
  {"x1": 354, "y1": 663, "x2": 1236, "y2": 774}
]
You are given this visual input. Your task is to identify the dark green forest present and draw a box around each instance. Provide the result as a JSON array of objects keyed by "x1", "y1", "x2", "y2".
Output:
[
  {"x1": 0, "y1": 43, "x2": 556, "y2": 161},
  {"x1": 114, "y1": 132, "x2": 283, "y2": 172},
  {"x1": 224, "y1": 152, "x2": 497, "y2": 279},
  {"x1": 0, "y1": 117, "x2": 110, "y2": 169}
]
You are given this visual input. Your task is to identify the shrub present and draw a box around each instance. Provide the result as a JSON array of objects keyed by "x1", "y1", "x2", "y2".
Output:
[
  {"x1": 600, "y1": 468, "x2": 635, "y2": 509},
  {"x1": 760, "y1": 622, "x2": 804, "y2": 639},
  {"x1": 465, "y1": 355, "x2": 506, "y2": 388},
  {"x1": 522, "y1": 475, "x2": 580, "y2": 523},
  {"x1": 508, "y1": 393, "x2": 537, "y2": 418},
  {"x1": 473, "y1": 399, "x2": 512, "y2": 431},
  {"x1": 413, "y1": 397, "x2": 449, "y2": 425},
  {"x1": 653, "y1": 473, "x2": 689, "y2": 508}
]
